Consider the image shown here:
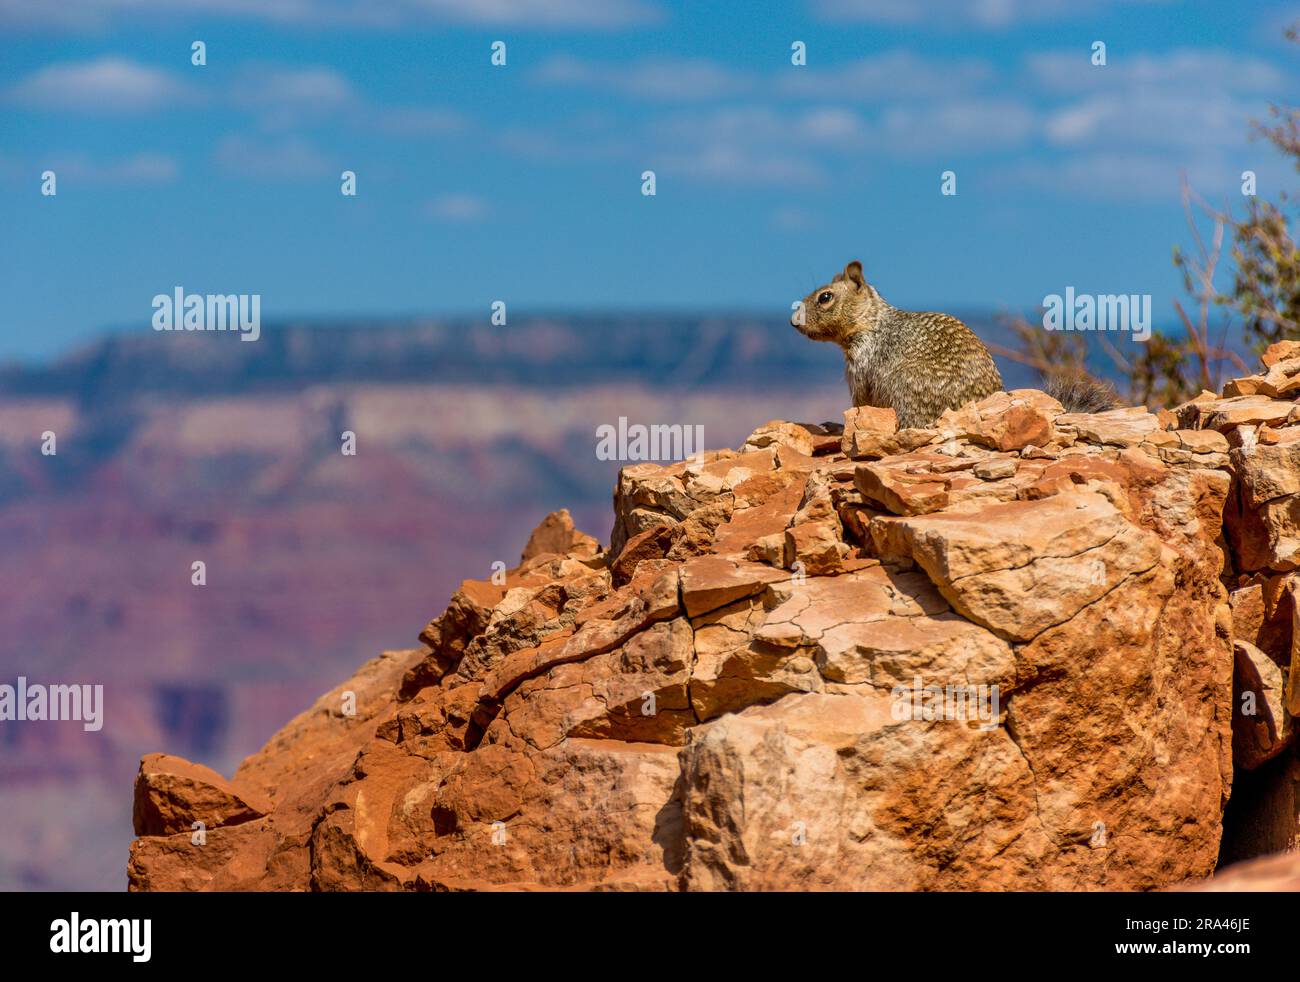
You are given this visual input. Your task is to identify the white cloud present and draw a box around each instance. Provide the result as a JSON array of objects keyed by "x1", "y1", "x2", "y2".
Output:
[
  {"x1": 501, "y1": 94, "x2": 1042, "y2": 188},
  {"x1": 653, "y1": 106, "x2": 867, "y2": 150},
  {"x1": 229, "y1": 65, "x2": 360, "y2": 129},
  {"x1": 878, "y1": 98, "x2": 1035, "y2": 153},
  {"x1": 1027, "y1": 49, "x2": 1291, "y2": 94},
  {"x1": 424, "y1": 192, "x2": 489, "y2": 222},
  {"x1": 662, "y1": 144, "x2": 826, "y2": 186},
  {"x1": 229, "y1": 64, "x2": 465, "y2": 137},
  {"x1": 0, "y1": 0, "x2": 661, "y2": 31},
  {"x1": 232, "y1": 66, "x2": 358, "y2": 111},
  {"x1": 497, "y1": 113, "x2": 633, "y2": 162},
  {"x1": 9, "y1": 57, "x2": 195, "y2": 112},
  {"x1": 14, "y1": 54, "x2": 466, "y2": 144},
  {"x1": 414, "y1": 0, "x2": 660, "y2": 28},
  {"x1": 778, "y1": 51, "x2": 995, "y2": 100},
  {"x1": 535, "y1": 55, "x2": 752, "y2": 101},
  {"x1": 214, "y1": 133, "x2": 332, "y2": 179},
  {"x1": 1044, "y1": 91, "x2": 1263, "y2": 149},
  {"x1": 646, "y1": 106, "x2": 868, "y2": 186},
  {"x1": 499, "y1": 39, "x2": 1292, "y2": 201},
  {"x1": 497, "y1": 105, "x2": 853, "y2": 186},
  {"x1": 772, "y1": 207, "x2": 815, "y2": 230},
  {"x1": 994, "y1": 152, "x2": 1234, "y2": 201},
  {"x1": 534, "y1": 50, "x2": 995, "y2": 104},
  {"x1": 370, "y1": 106, "x2": 465, "y2": 137},
  {"x1": 41, "y1": 151, "x2": 179, "y2": 184},
  {"x1": 812, "y1": 0, "x2": 1169, "y2": 30},
  {"x1": 698, "y1": 110, "x2": 862, "y2": 183},
  {"x1": 1021, "y1": 47, "x2": 1292, "y2": 198},
  {"x1": 801, "y1": 107, "x2": 868, "y2": 143}
]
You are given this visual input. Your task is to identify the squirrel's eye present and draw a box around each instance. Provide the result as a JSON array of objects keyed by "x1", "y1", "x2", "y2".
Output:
[{"x1": 817, "y1": 291, "x2": 833, "y2": 304}]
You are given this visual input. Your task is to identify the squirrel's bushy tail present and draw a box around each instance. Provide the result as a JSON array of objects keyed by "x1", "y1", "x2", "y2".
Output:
[{"x1": 1043, "y1": 373, "x2": 1122, "y2": 414}]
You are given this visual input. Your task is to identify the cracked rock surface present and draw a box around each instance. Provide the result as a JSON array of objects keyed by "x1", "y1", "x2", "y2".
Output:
[{"x1": 130, "y1": 358, "x2": 1300, "y2": 890}]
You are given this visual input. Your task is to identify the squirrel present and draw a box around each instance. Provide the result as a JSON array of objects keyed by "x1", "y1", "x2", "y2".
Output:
[{"x1": 792, "y1": 260, "x2": 1119, "y2": 428}]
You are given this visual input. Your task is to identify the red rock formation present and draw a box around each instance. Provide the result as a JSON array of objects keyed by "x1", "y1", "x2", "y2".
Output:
[{"x1": 130, "y1": 358, "x2": 1300, "y2": 891}]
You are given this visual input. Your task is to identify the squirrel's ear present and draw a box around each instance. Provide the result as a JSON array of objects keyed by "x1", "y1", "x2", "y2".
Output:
[{"x1": 844, "y1": 261, "x2": 865, "y2": 289}]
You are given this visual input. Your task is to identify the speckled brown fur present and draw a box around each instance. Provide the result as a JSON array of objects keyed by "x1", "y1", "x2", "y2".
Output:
[{"x1": 792, "y1": 260, "x2": 1004, "y2": 429}]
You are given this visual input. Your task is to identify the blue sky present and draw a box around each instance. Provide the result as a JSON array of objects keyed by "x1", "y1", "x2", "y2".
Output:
[{"x1": 1, "y1": 0, "x2": 1298, "y2": 361}]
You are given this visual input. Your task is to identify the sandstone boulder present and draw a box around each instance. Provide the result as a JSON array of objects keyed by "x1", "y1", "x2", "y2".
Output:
[
  {"x1": 132, "y1": 363, "x2": 1300, "y2": 891},
  {"x1": 133, "y1": 753, "x2": 271, "y2": 837}
]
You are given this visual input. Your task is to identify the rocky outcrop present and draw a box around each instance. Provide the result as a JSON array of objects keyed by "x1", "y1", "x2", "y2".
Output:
[
  {"x1": 132, "y1": 753, "x2": 270, "y2": 838},
  {"x1": 129, "y1": 352, "x2": 1300, "y2": 891}
]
